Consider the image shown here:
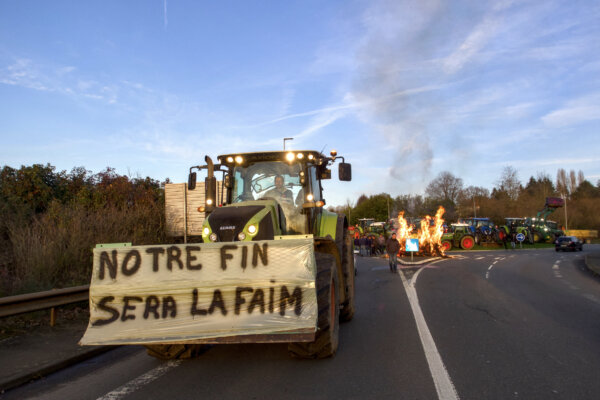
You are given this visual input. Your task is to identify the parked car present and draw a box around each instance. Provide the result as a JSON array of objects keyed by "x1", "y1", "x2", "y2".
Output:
[{"x1": 555, "y1": 236, "x2": 583, "y2": 252}]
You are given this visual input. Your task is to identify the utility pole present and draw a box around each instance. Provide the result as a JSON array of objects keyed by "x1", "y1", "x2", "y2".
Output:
[
  {"x1": 283, "y1": 137, "x2": 293, "y2": 150},
  {"x1": 387, "y1": 196, "x2": 390, "y2": 221},
  {"x1": 473, "y1": 197, "x2": 476, "y2": 218},
  {"x1": 563, "y1": 194, "x2": 568, "y2": 231}
]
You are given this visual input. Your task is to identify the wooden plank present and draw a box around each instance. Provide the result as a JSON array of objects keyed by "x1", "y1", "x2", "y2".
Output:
[{"x1": 165, "y1": 182, "x2": 223, "y2": 237}]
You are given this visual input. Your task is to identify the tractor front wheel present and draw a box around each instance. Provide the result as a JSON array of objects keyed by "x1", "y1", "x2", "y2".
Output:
[
  {"x1": 288, "y1": 253, "x2": 340, "y2": 359},
  {"x1": 441, "y1": 240, "x2": 452, "y2": 252},
  {"x1": 339, "y1": 232, "x2": 355, "y2": 322},
  {"x1": 145, "y1": 344, "x2": 210, "y2": 360}
]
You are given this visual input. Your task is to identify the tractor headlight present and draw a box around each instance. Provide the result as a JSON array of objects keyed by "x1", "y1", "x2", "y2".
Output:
[
  {"x1": 203, "y1": 227, "x2": 210, "y2": 236},
  {"x1": 248, "y1": 224, "x2": 257, "y2": 235},
  {"x1": 235, "y1": 156, "x2": 243, "y2": 164},
  {"x1": 209, "y1": 233, "x2": 218, "y2": 242},
  {"x1": 286, "y1": 152, "x2": 295, "y2": 162},
  {"x1": 238, "y1": 232, "x2": 246, "y2": 241},
  {"x1": 306, "y1": 193, "x2": 314, "y2": 201}
]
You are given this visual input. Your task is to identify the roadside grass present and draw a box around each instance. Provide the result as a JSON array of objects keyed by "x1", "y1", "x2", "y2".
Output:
[{"x1": 0, "y1": 202, "x2": 167, "y2": 297}]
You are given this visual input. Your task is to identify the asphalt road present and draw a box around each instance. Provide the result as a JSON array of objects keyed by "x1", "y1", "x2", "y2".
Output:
[{"x1": 4, "y1": 246, "x2": 600, "y2": 400}]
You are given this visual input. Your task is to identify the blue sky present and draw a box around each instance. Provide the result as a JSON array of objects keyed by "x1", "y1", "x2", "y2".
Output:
[{"x1": 1, "y1": 0, "x2": 599, "y2": 206}]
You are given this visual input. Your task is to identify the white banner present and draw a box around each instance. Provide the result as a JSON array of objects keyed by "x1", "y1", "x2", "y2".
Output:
[{"x1": 80, "y1": 239, "x2": 317, "y2": 345}]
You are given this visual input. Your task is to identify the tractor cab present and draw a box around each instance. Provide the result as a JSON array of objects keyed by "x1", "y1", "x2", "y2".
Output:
[{"x1": 187, "y1": 150, "x2": 351, "y2": 242}]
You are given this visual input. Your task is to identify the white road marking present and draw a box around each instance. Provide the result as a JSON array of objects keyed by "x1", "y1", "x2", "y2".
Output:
[
  {"x1": 399, "y1": 269, "x2": 460, "y2": 400},
  {"x1": 485, "y1": 264, "x2": 494, "y2": 280},
  {"x1": 552, "y1": 265, "x2": 559, "y2": 270},
  {"x1": 583, "y1": 293, "x2": 600, "y2": 305},
  {"x1": 475, "y1": 256, "x2": 485, "y2": 260},
  {"x1": 97, "y1": 360, "x2": 181, "y2": 400}
]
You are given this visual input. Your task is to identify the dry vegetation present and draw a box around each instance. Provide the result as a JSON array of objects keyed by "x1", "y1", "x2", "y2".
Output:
[{"x1": 0, "y1": 164, "x2": 167, "y2": 297}]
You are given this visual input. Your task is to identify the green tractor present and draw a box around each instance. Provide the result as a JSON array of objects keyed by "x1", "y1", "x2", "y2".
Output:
[
  {"x1": 498, "y1": 218, "x2": 534, "y2": 244},
  {"x1": 527, "y1": 197, "x2": 565, "y2": 242},
  {"x1": 441, "y1": 223, "x2": 476, "y2": 251},
  {"x1": 81, "y1": 150, "x2": 355, "y2": 360}
]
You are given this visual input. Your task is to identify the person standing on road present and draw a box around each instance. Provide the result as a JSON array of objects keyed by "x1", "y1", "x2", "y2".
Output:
[
  {"x1": 359, "y1": 235, "x2": 367, "y2": 256},
  {"x1": 386, "y1": 233, "x2": 400, "y2": 272},
  {"x1": 377, "y1": 234, "x2": 386, "y2": 255}
]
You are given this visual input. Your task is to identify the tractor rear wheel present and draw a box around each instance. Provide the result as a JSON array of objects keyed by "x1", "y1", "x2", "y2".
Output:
[
  {"x1": 288, "y1": 253, "x2": 340, "y2": 359},
  {"x1": 145, "y1": 344, "x2": 210, "y2": 360},
  {"x1": 460, "y1": 235, "x2": 475, "y2": 250}
]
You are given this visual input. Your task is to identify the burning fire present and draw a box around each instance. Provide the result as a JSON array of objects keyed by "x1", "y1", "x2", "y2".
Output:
[{"x1": 396, "y1": 206, "x2": 446, "y2": 257}]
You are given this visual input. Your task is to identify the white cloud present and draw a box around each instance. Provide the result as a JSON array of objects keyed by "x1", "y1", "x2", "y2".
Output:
[
  {"x1": 541, "y1": 95, "x2": 600, "y2": 128},
  {"x1": 443, "y1": 16, "x2": 501, "y2": 74}
]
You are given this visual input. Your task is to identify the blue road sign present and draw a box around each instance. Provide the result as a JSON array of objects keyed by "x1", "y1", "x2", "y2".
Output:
[
  {"x1": 516, "y1": 233, "x2": 525, "y2": 242},
  {"x1": 406, "y1": 238, "x2": 419, "y2": 252}
]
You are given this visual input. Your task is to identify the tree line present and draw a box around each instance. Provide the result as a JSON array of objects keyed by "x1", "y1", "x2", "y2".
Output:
[
  {"x1": 1, "y1": 163, "x2": 598, "y2": 296},
  {"x1": 0, "y1": 164, "x2": 168, "y2": 296},
  {"x1": 331, "y1": 166, "x2": 600, "y2": 232}
]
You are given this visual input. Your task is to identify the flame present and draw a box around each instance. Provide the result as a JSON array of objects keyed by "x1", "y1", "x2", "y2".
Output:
[
  {"x1": 396, "y1": 206, "x2": 446, "y2": 257},
  {"x1": 432, "y1": 206, "x2": 446, "y2": 256},
  {"x1": 418, "y1": 216, "x2": 432, "y2": 253},
  {"x1": 396, "y1": 211, "x2": 412, "y2": 252}
]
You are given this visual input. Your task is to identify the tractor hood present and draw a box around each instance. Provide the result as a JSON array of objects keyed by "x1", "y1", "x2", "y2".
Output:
[{"x1": 202, "y1": 200, "x2": 281, "y2": 242}]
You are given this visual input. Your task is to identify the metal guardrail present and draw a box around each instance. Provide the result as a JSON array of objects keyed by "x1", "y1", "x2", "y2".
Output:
[{"x1": 0, "y1": 285, "x2": 89, "y2": 324}]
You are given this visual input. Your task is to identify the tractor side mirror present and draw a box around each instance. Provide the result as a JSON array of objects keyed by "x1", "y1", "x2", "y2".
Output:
[
  {"x1": 339, "y1": 163, "x2": 352, "y2": 181},
  {"x1": 205, "y1": 176, "x2": 217, "y2": 212},
  {"x1": 188, "y1": 172, "x2": 197, "y2": 190}
]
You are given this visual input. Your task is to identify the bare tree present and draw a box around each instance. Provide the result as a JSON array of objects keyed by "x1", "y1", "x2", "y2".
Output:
[
  {"x1": 496, "y1": 166, "x2": 521, "y2": 201},
  {"x1": 556, "y1": 168, "x2": 568, "y2": 196},
  {"x1": 569, "y1": 170, "x2": 577, "y2": 195},
  {"x1": 425, "y1": 171, "x2": 464, "y2": 204},
  {"x1": 577, "y1": 170, "x2": 585, "y2": 187}
]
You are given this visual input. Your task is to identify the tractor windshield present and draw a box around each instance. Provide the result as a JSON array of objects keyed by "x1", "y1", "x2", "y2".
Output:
[
  {"x1": 232, "y1": 161, "x2": 303, "y2": 204},
  {"x1": 231, "y1": 160, "x2": 307, "y2": 233}
]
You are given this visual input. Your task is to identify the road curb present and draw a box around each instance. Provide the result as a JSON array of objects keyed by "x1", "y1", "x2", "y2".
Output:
[
  {"x1": 398, "y1": 257, "x2": 442, "y2": 266},
  {"x1": 584, "y1": 253, "x2": 600, "y2": 275},
  {"x1": 0, "y1": 345, "x2": 116, "y2": 393}
]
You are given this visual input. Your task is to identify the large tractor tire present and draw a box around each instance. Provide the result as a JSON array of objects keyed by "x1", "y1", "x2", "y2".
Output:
[
  {"x1": 145, "y1": 343, "x2": 210, "y2": 360},
  {"x1": 335, "y1": 216, "x2": 354, "y2": 322},
  {"x1": 288, "y1": 253, "x2": 340, "y2": 359},
  {"x1": 533, "y1": 232, "x2": 542, "y2": 243},
  {"x1": 339, "y1": 231, "x2": 355, "y2": 322},
  {"x1": 525, "y1": 229, "x2": 534, "y2": 244},
  {"x1": 460, "y1": 235, "x2": 475, "y2": 250}
]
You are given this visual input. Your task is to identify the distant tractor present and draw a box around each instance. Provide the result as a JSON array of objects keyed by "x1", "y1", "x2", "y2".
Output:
[
  {"x1": 523, "y1": 197, "x2": 565, "y2": 243},
  {"x1": 441, "y1": 223, "x2": 476, "y2": 251},
  {"x1": 460, "y1": 217, "x2": 498, "y2": 245},
  {"x1": 499, "y1": 218, "x2": 534, "y2": 244}
]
